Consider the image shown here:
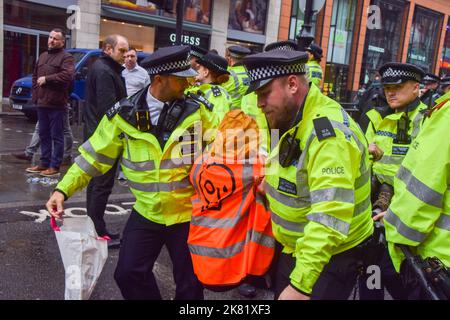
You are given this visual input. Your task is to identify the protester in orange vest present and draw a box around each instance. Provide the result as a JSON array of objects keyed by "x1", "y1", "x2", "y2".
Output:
[{"x1": 188, "y1": 110, "x2": 275, "y2": 290}]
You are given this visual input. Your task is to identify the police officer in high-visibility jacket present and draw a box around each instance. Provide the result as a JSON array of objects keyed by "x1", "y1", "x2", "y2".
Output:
[
  {"x1": 243, "y1": 50, "x2": 373, "y2": 299},
  {"x1": 420, "y1": 73, "x2": 441, "y2": 109},
  {"x1": 187, "y1": 51, "x2": 232, "y2": 122},
  {"x1": 360, "y1": 63, "x2": 426, "y2": 300},
  {"x1": 305, "y1": 43, "x2": 323, "y2": 89},
  {"x1": 45, "y1": 45, "x2": 219, "y2": 300},
  {"x1": 383, "y1": 76, "x2": 450, "y2": 299},
  {"x1": 223, "y1": 45, "x2": 251, "y2": 109},
  {"x1": 366, "y1": 63, "x2": 426, "y2": 212}
]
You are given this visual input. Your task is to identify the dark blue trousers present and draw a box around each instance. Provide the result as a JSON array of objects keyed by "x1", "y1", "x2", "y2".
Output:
[
  {"x1": 37, "y1": 107, "x2": 65, "y2": 169},
  {"x1": 358, "y1": 247, "x2": 408, "y2": 300},
  {"x1": 114, "y1": 209, "x2": 204, "y2": 300}
]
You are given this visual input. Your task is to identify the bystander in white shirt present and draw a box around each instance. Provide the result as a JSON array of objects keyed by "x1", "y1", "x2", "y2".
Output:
[{"x1": 122, "y1": 49, "x2": 151, "y2": 96}]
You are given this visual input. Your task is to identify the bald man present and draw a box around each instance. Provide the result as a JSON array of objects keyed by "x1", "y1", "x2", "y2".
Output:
[{"x1": 83, "y1": 34, "x2": 129, "y2": 241}]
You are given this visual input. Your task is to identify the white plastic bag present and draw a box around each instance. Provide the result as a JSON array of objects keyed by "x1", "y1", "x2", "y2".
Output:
[{"x1": 51, "y1": 216, "x2": 108, "y2": 300}]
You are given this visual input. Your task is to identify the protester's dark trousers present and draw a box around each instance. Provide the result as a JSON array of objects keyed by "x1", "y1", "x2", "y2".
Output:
[{"x1": 114, "y1": 209, "x2": 204, "y2": 300}]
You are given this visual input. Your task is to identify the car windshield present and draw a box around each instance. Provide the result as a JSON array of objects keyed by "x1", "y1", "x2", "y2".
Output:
[{"x1": 70, "y1": 52, "x2": 87, "y2": 66}]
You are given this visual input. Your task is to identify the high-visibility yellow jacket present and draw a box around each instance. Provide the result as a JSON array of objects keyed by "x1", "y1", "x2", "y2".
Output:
[
  {"x1": 240, "y1": 92, "x2": 270, "y2": 156},
  {"x1": 264, "y1": 84, "x2": 373, "y2": 294},
  {"x1": 306, "y1": 60, "x2": 323, "y2": 88},
  {"x1": 365, "y1": 99, "x2": 427, "y2": 186},
  {"x1": 186, "y1": 83, "x2": 232, "y2": 122},
  {"x1": 56, "y1": 88, "x2": 219, "y2": 226},
  {"x1": 385, "y1": 91, "x2": 450, "y2": 271},
  {"x1": 223, "y1": 64, "x2": 250, "y2": 109}
]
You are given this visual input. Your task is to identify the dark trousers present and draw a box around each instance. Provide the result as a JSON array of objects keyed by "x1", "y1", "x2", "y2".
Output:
[
  {"x1": 37, "y1": 107, "x2": 65, "y2": 168},
  {"x1": 358, "y1": 247, "x2": 407, "y2": 300},
  {"x1": 272, "y1": 243, "x2": 364, "y2": 300},
  {"x1": 86, "y1": 161, "x2": 118, "y2": 236},
  {"x1": 114, "y1": 209, "x2": 204, "y2": 300}
]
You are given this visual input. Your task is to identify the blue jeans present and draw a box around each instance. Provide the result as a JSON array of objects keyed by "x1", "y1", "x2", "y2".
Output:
[
  {"x1": 37, "y1": 107, "x2": 65, "y2": 169},
  {"x1": 26, "y1": 111, "x2": 73, "y2": 159}
]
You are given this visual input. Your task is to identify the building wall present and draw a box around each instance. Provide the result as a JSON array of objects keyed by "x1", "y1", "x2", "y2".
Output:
[
  {"x1": 210, "y1": 0, "x2": 230, "y2": 56},
  {"x1": 70, "y1": 0, "x2": 101, "y2": 49},
  {"x1": 278, "y1": 0, "x2": 292, "y2": 40},
  {"x1": 266, "y1": 0, "x2": 283, "y2": 45},
  {"x1": 0, "y1": 0, "x2": 4, "y2": 105}
]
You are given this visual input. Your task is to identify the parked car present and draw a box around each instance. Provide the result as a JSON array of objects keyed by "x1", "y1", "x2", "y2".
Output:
[{"x1": 9, "y1": 48, "x2": 151, "y2": 121}]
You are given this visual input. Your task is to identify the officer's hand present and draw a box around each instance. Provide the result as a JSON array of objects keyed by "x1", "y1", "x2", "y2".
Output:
[
  {"x1": 46, "y1": 191, "x2": 65, "y2": 219},
  {"x1": 373, "y1": 210, "x2": 386, "y2": 222},
  {"x1": 37, "y1": 76, "x2": 46, "y2": 86},
  {"x1": 278, "y1": 285, "x2": 310, "y2": 300},
  {"x1": 368, "y1": 143, "x2": 384, "y2": 161}
]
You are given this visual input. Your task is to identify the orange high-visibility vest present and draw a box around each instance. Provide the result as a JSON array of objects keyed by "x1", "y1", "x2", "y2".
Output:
[{"x1": 188, "y1": 156, "x2": 275, "y2": 287}]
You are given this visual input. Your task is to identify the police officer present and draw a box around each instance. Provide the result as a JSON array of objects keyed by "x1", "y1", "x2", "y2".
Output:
[
  {"x1": 420, "y1": 73, "x2": 441, "y2": 109},
  {"x1": 187, "y1": 51, "x2": 232, "y2": 121},
  {"x1": 223, "y1": 45, "x2": 251, "y2": 108},
  {"x1": 189, "y1": 44, "x2": 208, "y2": 70},
  {"x1": 366, "y1": 63, "x2": 426, "y2": 212},
  {"x1": 243, "y1": 50, "x2": 373, "y2": 299},
  {"x1": 383, "y1": 75, "x2": 450, "y2": 300},
  {"x1": 361, "y1": 63, "x2": 426, "y2": 300},
  {"x1": 45, "y1": 45, "x2": 219, "y2": 300},
  {"x1": 305, "y1": 43, "x2": 323, "y2": 89}
]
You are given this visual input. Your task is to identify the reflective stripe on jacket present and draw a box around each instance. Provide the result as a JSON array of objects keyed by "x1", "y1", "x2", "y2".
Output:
[
  {"x1": 306, "y1": 60, "x2": 323, "y2": 88},
  {"x1": 223, "y1": 64, "x2": 250, "y2": 109},
  {"x1": 385, "y1": 91, "x2": 450, "y2": 271},
  {"x1": 365, "y1": 99, "x2": 427, "y2": 186},
  {"x1": 265, "y1": 84, "x2": 373, "y2": 294},
  {"x1": 188, "y1": 156, "x2": 275, "y2": 286},
  {"x1": 57, "y1": 95, "x2": 219, "y2": 226}
]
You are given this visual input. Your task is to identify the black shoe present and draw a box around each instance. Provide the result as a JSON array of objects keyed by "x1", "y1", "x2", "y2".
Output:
[
  {"x1": 13, "y1": 152, "x2": 32, "y2": 162},
  {"x1": 61, "y1": 156, "x2": 73, "y2": 166},
  {"x1": 107, "y1": 238, "x2": 121, "y2": 249},
  {"x1": 238, "y1": 283, "x2": 257, "y2": 298},
  {"x1": 104, "y1": 232, "x2": 120, "y2": 240}
]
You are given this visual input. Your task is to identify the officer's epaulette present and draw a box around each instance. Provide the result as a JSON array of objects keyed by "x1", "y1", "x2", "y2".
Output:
[
  {"x1": 187, "y1": 92, "x2": 214, "y2": 111},
  {"x1": 106, "y1": 98, "x2": 134, "y2": 120},
  {"x1": 211, "y1": 86, "x2": 222, "y2": 97},
  {"x1": 313, "y1": 116, "x2": 336, "y2": 141}
]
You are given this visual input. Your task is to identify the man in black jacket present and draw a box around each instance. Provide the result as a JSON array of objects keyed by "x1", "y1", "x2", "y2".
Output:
[{"x1": 83, "y1": 34, "x2": 129, "y2": 240}]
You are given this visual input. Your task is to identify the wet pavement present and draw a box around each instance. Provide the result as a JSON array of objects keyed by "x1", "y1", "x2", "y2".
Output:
[
  {"x1": 0, "y1": 115, "x2": 129, "y2": 203},
  {"x1": 0, "y1": 114, "x2": 274, "y2": 300}
]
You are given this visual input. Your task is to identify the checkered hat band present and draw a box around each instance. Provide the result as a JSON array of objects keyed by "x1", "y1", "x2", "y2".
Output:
[
  {"x1": 248, "y1": 62, "x2": 306, "y2": 82},
  {"x1": 382, "y1": 67, "x2": 421, "y2": 82},
  {"x1": 147, "y1": 57, "x2": 191, "y2": 75},
  {"x1": 190, "y1": 51, "x2": 203, "y2": 59},
  {"x1": 203, "y1": 59, "x2": 227, "y2": 73},
  {"x1": 277, "y1": 45, "x2": 296, "y2": 51}
]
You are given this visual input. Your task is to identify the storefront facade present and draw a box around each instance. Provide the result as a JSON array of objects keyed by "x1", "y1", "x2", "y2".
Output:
[
  {"x1": 2, "y1": 0, "x2": 284, "y2": 100},
  {"x1": 282, "y1": 0, "x2": 450, "y2": 102}
]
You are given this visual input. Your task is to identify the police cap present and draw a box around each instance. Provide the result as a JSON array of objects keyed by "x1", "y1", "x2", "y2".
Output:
[
  {"x1": 243, "y1": 50, "x2": 309, "y2": 94},
  {"x1": 265, "y1": 40, "x2": 299, "y2": 52},
  {"x1": 190, "y1": 44, "x2": 208, "y2": 60},
  {"x1": 227, "y1": 45, "x2": 251, "y2": 59},
  {"x1": 198, "y1": 52, "x2": 230, "y2": 75},
  {"x1": 141, "y1": 45, "x2": 197, "y2": 77},
  {"x1": 379, "y1": 62, "x2": 425, "y2": 85},
  {"x1": 441, "y1": 76, "x2": 450, "y2": 87},
  {"x1": 421, "y1": 73, "x2": 440, "y2": 84},
  {"x1": 305, "y1": 43, "x2": 323, "y2": 59}
]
